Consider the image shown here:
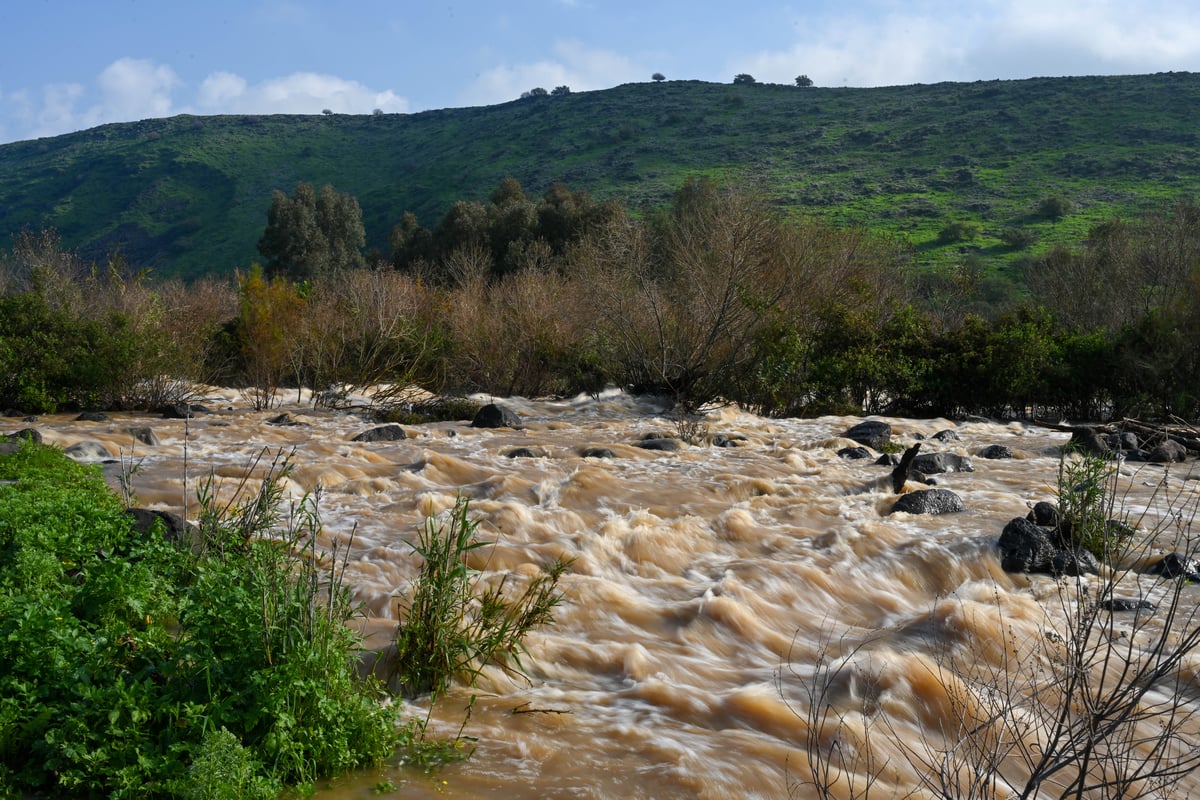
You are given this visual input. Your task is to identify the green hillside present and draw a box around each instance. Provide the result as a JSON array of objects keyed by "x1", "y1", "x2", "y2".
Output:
[{"x1": 1, "y1": 73, "x2": 1199, "y2": 279}]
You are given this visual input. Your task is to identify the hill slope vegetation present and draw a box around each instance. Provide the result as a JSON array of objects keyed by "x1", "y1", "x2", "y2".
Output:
[{"x1": 1, "y1": 73, "x2": 1199, "y2": 279}]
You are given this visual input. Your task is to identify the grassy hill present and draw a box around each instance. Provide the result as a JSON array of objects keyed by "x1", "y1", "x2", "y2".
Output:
[{"x1": 1, "y1": 73, "x2": 1199, "y2": 280}]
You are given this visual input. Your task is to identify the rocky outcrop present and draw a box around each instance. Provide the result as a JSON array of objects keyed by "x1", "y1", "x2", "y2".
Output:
[
  {"x1": 352, "y1": 425, "x2": 408, "y2": 443},
  {"x1": 978, "y1": 444, "x2": 1013, "y2": 459},
  {"x1": 997, "y1": 506, "x2": 1106, "y2": 577},
  {"x1": 471, "y1": 403, "x2": 523, "y2": 429},
  {"x1": 890, "y1": 488, "x2": 965, "y2": 515},
  {"x1": 843, "y1": 420, "x2": 891, "y2": 451}
]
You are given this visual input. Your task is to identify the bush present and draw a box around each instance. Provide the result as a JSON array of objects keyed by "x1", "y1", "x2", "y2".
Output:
[
  {"x1": 1000, "y1": 226, "x2": 1038, "y2": 249},
  {"x1": 1037, "y1": 194, "x2": 1073, "y2": 220},
  {"x1": 936, "y1": 220, "x2": 982, "y2": 244},
  {"x1": 0, "y1": 443, "x2": 401, "y2": 796},
  {"x1": 391, "y1": 496, "x2": 566, "y2": 698}
]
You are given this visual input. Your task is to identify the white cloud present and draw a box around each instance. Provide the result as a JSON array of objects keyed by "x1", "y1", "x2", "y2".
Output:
[
  {"x1": 195, "y1": 71, "x2": 408, "y2": 114},
  {"x1": 734, "y1": 1, "x2": 1200, "y2": 88},
  {"x1": 90, "y1": 57, "x2": 180, "y2": 122},
  {"x1": 459, "y1": 40, "x2": 643, "y2": 106}
]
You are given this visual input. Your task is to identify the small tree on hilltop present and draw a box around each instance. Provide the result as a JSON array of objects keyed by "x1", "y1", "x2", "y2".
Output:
[
  {"x1": 733, "y1": 73, "x2": 756, "y2": 85},
  {"x1": 551, "y1": 85, "x2": 571, "y2": 96},
  {"x1": 795, "y1": 74, "x2": 814, "y2": 87},
  {"x1": 652, "y1": 72, "x2": 666, "y2": 82}
]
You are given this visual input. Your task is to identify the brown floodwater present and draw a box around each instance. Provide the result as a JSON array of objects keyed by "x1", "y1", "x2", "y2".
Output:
[{"x1": 12, "y1": 388, "x2": 1200, "y2": 799}]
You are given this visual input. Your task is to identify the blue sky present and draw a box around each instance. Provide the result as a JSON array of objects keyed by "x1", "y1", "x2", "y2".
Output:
[{"x1": 3, "y1": 0, "x2": 1199, "y2": 144}]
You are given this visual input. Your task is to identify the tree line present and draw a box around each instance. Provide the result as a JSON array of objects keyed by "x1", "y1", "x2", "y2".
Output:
[{"x1": 2, "y1": 178, "x2": 1199, "y2": 422}]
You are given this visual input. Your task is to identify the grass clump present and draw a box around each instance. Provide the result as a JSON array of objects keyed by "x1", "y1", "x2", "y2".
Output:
[
  {"x1": 0, "y1": 441, "x2": 401, "y2": 797},
  {"x1": 392, "y1": 496, "x2": 567, "y2": 699}
]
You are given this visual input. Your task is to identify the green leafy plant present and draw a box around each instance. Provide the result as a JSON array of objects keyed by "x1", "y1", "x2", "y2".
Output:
[{"x1": 391, "y1": 496, "x2": 567, "y2": 699}]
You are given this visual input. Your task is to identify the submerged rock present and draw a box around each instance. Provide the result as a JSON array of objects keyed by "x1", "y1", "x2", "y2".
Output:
[
  {"x1": 978, "y1": 444, "x2": 1013, "y2": 459},
  {"x1": 844, "y1": 420, "x2": 891, "y2": 450},
  {"x1": 890, "y1": 488, "x2": 965, "y2": 515},
  {"x1": 638, "y1": 437, "x2": 682, "y2": 452},
  {"x1": 911, "y1": 452, "x2": 974, "y2": 475},
  {"x1": 837, "y1": 446, "x2": 872, "y2": 460},
  {"x1": 352, "y1": 425, "x2": 408, "y2": 443},
  {"x1": 580, "y1": 447, "x2": 616, "y2": 459},
  {"x1": 471, "y1": 403, "x2": 523, "y2": 429}
]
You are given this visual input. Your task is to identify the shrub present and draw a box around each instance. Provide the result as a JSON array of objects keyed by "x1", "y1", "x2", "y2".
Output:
[
  {"x1": 1037, "y1": 194, "x2": 1073, "y2": 220},
  {"x1": 1000, "y1": 226, "x2": 1038, "y2": 249},
  {"x1": 936, "y1": 220, "x2": 982, "y2": 244},
  {"x1": 0, "y1": 443, "x2": 401, "y2": 796},
  {"x1": 391, "y1": 496, "x2": 567, "y2": 698}
]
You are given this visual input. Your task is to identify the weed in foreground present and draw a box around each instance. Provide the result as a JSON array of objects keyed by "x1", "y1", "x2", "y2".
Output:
[{"x1": 391, "y1": 496, "x2": 567, "y2": 700}]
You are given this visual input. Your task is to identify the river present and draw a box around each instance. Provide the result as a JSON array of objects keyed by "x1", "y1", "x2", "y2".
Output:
[{"x1": 18, "y1": 388, "x2": 1200, "y2": 799}]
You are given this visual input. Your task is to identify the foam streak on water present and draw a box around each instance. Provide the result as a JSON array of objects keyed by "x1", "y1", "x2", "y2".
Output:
[{"x1": 13, "y1": 389, "x2": 1200, "y2": 799}]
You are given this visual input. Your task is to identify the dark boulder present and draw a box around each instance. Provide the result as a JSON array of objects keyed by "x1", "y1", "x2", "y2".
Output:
[
  {"x1": 638, "y1": 438, "x2": 682, "y2": 452},
  {"x1": 890, "y1": 443, "x2": 922, "y2": 492},
  {"x1": 1051, "y1": 547, "x2": 1101, "y2": 576},
  {"x1": 64, "y1": 441, "x2": 112, "y2": 461},
  {"x1": 160, "y1": 403, "x2": 211, "y2": 419},
  {"x1": 128, "y1": 427, "x2": 160, "y2": 447},
  {"x1": 76, "y1": 411, "x2": 109, "y2": 422},
  {"x1": 352, "y1": 425, "x2": 408, "y2": 443},
  {"x1": 890, "y1": 488, "x2": 965, "y2": 515},
  {"x1": 1067, "y1": 427, "x2": 1108, "y2": 455},
  {"x1": 844, "y1": 420, "x2": 891, "y2": 451},
  {"x1": 998, "y1": 517, "x2": 1057, "y2": 573},
  {"x1": 126, "y1": 508, "x2": 197, "y2": 545},
  {"x1": 1146, "y1": 440, "x2": 1187, "y2": 463},
  {"x1": 711, "y1": 434, "x2": 742, "y2": 448},
  {"x1": 1100, "y1": 598, "x2": 1156, "y2": 613},
  {"x1": 471, "y1": 403, "x2": 523, "y2": 429},
  {"x1": 266, "y1": 412, "x2": 307, "y2": 427},
  {"x1": 978, "y1": 445, "x2": 1013, "y2": 459},
  {"x1": 1027, "y1": 501, "x2": 1061, "y2": 528},
  {"x1": 911, "y1": 452, "x2": 974, "y2": 475},
  {"x1": 580, "y1": 447, "x2": 616, "y2": 459},
  {"x1": 4, "y1": 428, "x2": 41, "y2": 444},
  {"x1": 931, "y1": 429, "x2": 960, "y2": 442},
  {"x1": 838, "y1": 446, "x2": 872, "y2": 460},
  {"x1": 505, "y1": 447, "x2": 538, "y2": 458},
  {"x1": 1146, "y1": 553, "x2": 1200, "y2": 580},
  {"x1": 876, "y1": 453, "x2": 900, "y2": 466},
  {"x1": 1107, "y1": 431, "x2": 1139, "y2": 451}
]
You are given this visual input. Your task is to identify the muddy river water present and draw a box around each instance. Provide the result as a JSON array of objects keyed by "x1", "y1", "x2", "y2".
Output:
[{"x1": 13, "y1": 389, "x2": 1200, "y2": 799}]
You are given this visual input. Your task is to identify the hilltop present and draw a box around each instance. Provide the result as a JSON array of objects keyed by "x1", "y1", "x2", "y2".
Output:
[{"x1": 1, "y1": 73, "x2": 1198, "y2": 280}]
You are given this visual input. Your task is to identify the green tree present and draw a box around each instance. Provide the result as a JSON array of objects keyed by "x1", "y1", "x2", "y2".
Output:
[
  {"x1": 257, "y1": 182, "x2": 366, "y2": 280},
  {"x1": 795, "y1": 74, "x2": 814, "y2": 87},
  {"x1": 652, "y1": 72, "x2": 666, "y2": 82},
  {"x1": 733, "y1": 73, "x2": 756, "y2": 85}
]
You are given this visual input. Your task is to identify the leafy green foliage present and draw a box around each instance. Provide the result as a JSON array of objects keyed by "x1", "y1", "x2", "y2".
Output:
[
  {"x1": 0, "y1": 443, "x2": 401, "y2": 797},
  {"x1": 258, "y1": 182, "x2": 366, "y2": 280},
  {"x1": 392, "y1": 496, "x2": 566, "y2": 699}
]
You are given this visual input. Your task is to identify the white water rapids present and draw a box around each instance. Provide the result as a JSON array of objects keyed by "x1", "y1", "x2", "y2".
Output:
[{"x1": 11, "y1": 389, "x2": 1200, "y2": 799}]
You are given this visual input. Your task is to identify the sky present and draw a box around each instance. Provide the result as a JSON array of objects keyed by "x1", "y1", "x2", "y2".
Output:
[{"x1": 2, "y1": 0, "x2": 1200, "y2": 144}]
